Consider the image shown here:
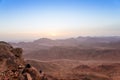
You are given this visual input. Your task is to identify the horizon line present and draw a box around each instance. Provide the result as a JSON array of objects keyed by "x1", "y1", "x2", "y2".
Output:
[{"x1": 1, "y1": 35, "x2": 120, "y2": 43}]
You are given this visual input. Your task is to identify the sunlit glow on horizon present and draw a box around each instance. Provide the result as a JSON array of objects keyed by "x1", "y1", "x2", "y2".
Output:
[{"x1": 0, "y1": 0, "x2": 120, "y2": 41}]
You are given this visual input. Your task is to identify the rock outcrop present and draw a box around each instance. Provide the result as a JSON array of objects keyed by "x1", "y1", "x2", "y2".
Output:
[{"x1": 0, "y1": 41, "x2": 43, "y2": 80}]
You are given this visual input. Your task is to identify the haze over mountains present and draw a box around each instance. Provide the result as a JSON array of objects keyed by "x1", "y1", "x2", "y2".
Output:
[
  {"x1": 11, "y1": 36, "x2": 120, "y2": 61},
  {"x1": 1, "y1": 36, "x2": 120, "y2": 80}
]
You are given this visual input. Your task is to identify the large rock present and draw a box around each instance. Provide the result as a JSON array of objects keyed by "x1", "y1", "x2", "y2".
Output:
[
  {"x1": 0, "y1": 41, "x2": 24, "y2": 71},
  {"x1": 0, "y1": 41, "x2": 43, "y2": 80}
]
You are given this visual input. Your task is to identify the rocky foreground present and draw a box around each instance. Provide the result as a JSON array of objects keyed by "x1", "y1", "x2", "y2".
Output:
[{"x1": 0, "y1": 41, "x2": 47, "y2": 80}]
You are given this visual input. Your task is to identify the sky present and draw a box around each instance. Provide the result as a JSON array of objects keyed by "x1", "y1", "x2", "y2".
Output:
[{"x1": 0, "y1": 0, "x2": 120, "y2": 41}]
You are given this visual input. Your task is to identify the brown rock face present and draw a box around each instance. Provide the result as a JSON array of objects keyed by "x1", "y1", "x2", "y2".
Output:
[
  {"x1": 0, "y1": 41, "x2": 42, "y2": 80},
  {"x1": 0, "y1": 42, "x2": 21, "y2": 71},
  {"x1": 11, "y1": 47, "x2": 25, "y2": 66}
]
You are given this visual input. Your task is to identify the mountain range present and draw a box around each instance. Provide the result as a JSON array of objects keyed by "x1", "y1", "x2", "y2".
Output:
[{"x1": 11, "y1": 36, "x2": 120, "y2": 61}]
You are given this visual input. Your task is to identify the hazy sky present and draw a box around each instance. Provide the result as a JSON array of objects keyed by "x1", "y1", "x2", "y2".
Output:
[{"x1": 0, "y1": 0, "x2": 120, "y2": 41}]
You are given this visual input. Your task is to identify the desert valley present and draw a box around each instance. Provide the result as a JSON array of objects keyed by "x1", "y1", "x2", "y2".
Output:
[{"x1": 7, "y1": 36, "x2": 120, "y2": 80}]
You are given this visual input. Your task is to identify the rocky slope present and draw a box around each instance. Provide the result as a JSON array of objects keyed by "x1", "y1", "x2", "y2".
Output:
[{"x1": 0, "y1": 41, "x2": 44, "y2": 80}]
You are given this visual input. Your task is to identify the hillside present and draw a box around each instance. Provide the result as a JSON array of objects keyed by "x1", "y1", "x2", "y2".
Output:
[
  {"x1": 24, "y1": 47, "x2": 120, "y2": 61},
  {"x1": 27, "y1": 59, "x2": 120, "y2": 80},
  {"x1": 0, "y1": 41, "x2": 44, "y2": 80}
]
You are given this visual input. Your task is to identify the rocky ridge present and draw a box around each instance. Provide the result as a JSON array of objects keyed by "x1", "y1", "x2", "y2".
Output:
[{"x1": 0, "y1": 41, "x2": 44, "y2": 80}]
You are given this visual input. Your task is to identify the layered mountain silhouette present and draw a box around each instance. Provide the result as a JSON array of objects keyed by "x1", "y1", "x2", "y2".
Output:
[{"x1": 11, "y1": 36, "x2": 120, "y2": 61}]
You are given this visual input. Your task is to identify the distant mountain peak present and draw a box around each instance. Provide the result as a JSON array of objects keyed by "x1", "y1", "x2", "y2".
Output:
[{"x1": 34, "y1": 38, "x2": 53, "y2": 43}]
